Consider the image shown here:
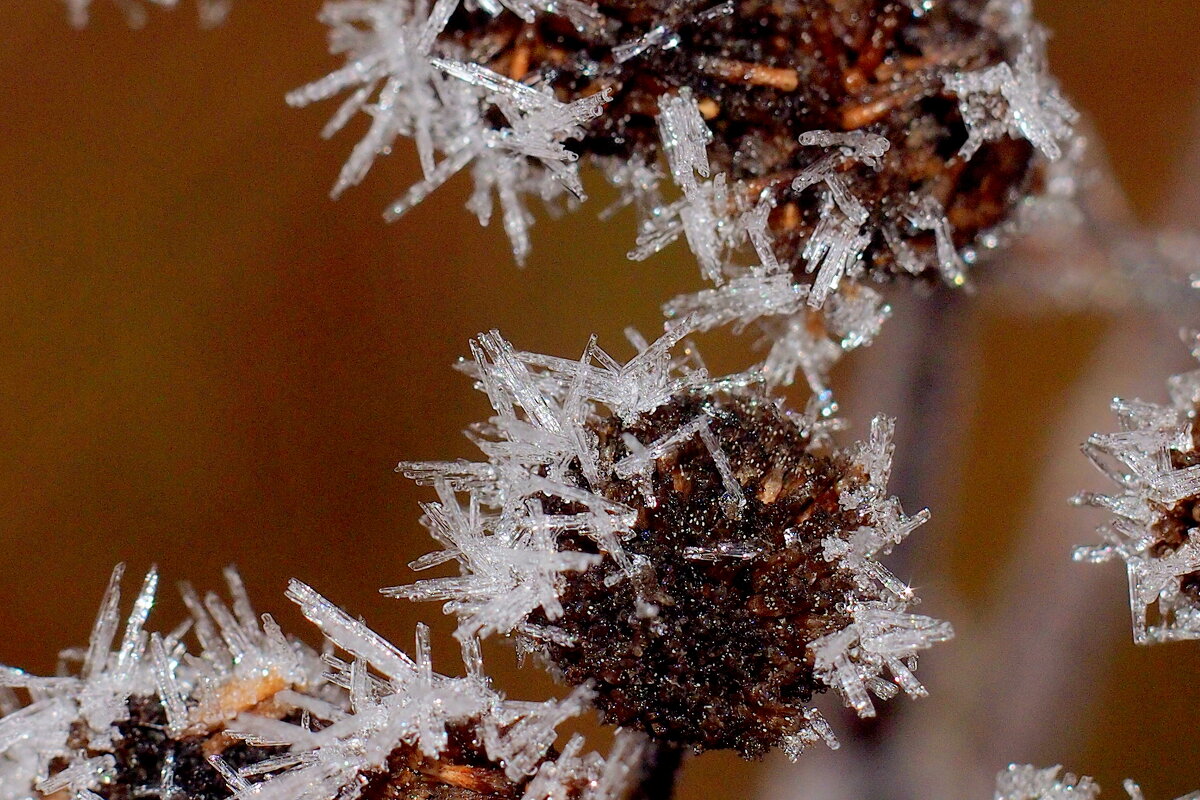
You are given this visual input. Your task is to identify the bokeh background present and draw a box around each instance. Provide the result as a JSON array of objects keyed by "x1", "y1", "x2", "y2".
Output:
[{"x1": 1, "y1": 2, "x2": 1198, "y2": 798}]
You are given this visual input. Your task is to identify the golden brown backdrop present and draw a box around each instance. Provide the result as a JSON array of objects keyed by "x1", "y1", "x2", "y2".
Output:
[{"x1": 0, "y1": 2, "x2": 1197, "y2": 798}]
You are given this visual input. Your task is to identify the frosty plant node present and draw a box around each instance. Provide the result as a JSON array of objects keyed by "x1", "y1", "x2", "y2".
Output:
[
  {"x1": 297, "y1": 0, "x2": 1076, "y2": 291},
  {"x1": 393, "y1": 326, "x2": 951, "y2": 758},
  {"x1": 18, "y1": 0, "x2": 1200, "y2": 797},
  {"x1": 1075, "y1": 333, "x2": 1200, "y2": 644},
  {"x1": 0, "y1": 567, "x2": 643, "y2": 800}
]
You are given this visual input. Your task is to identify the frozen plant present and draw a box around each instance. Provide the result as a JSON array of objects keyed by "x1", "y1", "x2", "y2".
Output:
[
  {"x1": 291, "y1": 0, "x2": 1082, "y2": 408},
  {"x1": 1073, "y1": 332, "x2": 1200, "y2": 644},
  {"x1": 227, "y1": 580, "x2": 643, "y2": 800},
  {"x1": 0, "y1": 567, "x2": 647, "y2": 800},
  {"x1": 393, "y1": 325, "x2": 951, "y2": 758},
  {"x1": 287, "y1": 0, "x2": 611, "y2": 266},
  {"x1": 0, "y1": 564, "x2": 324, "y2": 800},
  {"x1": 995, "y1": 765, "x2": 1199, "y2": 800},
  {"x1": 297, "y1": 0, "x2": 1077, "y2": 295},
  {"x1": 25, "y1": 1, "x2": 1200, "y2": 798}
]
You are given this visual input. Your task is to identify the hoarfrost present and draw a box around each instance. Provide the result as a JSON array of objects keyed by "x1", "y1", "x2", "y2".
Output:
[
  {"x1": 807, "y1": 417, "x2": 950, "y2": 717},
  {"x1": 943, "y1": 30, "x2": 1078, "y2": 162},
  {"x1": 292, "y1": 1, "x2": 611, "y2": 265},
  {"x1": 0, "y1": 565, "x2": 323, "y2": 800},
  {"x1": 995, "y1": 765, "x2": 1200, "y2": 800},
  {"x1": 664, "y1": 269, "x2": 891, "y2": 408},
  {"x1": 294, "y1": 0, "x2": 1078, "y2": 316},
  {"x1": 1074, "y1": 334, "x2": 1200, "y2": 644},
  {"x1": 398, "y1": 328, "x2": 948, "y2": 747},
  {"x1": 232, "y1": 583, "x2": 636, "y2": 800}
]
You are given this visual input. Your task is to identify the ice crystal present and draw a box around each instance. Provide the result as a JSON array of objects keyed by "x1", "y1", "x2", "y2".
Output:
[
  {"x1": 943, "y1": 29, "x2": 1079, "y2": 162},
  {"x1": 229, "y1": 581, "x2": 640, "y2": 800},
  {"x1": 0, "y1": 565, "x2": 322, "y2": 800},
  {"x1": 1074, "y1": 335, "x2": 1200, "y2": 644},
  {"x1": 663, "y1": 269, "x2": 891, "y2": 407},
  {"x1": 995, "y1": 765, "x2": 1102, "y2": 800},
  {"x1": 289, "y1": 0, "x2": 610, "y2": 265},
  {"x1": 300, "y1": 0, "x2": 1075, "y2": 298},
  {"x1": 395, "y1": 327, "x2": 949, "y2": 756},
  {"x1": 0, "y1": 567, "x2": 642, "y2": 800},
  {"x1": 995, "y1": 765, "x2": 1200, "y2": 800}
]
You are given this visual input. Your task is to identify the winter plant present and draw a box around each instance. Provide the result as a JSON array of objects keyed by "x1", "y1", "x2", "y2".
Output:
[{"x1": 2, "y1": 0, "x2": 1198, "y2": 799}]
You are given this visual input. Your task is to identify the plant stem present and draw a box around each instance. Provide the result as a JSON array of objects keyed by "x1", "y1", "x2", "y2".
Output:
[{"x1": 629, "y1": 740, "x2": 685, "y2": 800}]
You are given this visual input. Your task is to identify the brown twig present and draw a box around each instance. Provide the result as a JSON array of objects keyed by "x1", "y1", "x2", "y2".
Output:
[{"x1": 629, "y1": 740, "x2": 686, "y2": 800}]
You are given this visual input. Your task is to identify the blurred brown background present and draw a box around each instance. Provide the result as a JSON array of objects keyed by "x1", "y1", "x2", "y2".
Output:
[{"x1": 0, "y1": 2, "x2": 1198, "y2": 798}]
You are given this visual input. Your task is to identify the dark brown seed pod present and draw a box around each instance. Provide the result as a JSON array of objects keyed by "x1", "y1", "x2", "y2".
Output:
[
  {"x1": 46, "y1": 696, "x2": 293, "y2": 800},
  {"x1": 440, "y1": 0, "x2": 1063, "y2": 281},
  {"x1": 534, "y1": 387, "x2": 861, "y2": 757},
  {"x1": 1148, "y1": 429, "x2": 1200, "y2": 599},
  {"x1": 399, "y1": 331, "x2": 950, "y2": 760},
  {"x1": 1076, "y1": 350, "x2": 1200, "y2": 644}
]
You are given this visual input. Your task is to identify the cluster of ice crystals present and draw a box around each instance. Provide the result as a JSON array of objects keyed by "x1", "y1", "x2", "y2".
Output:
[
  {"x1": 996, "y1": 765, "x2": 1200, "y2": 800},
  {"x1": 0, "y1": 564, "x2": 322, "y2": 800},
  {"x1": 778, "y1": 707, "x2": 840, "y2": 762},
  {"x1": 995, "y1": 765, "x2": 1102, "y2": 800},
  {"x1": 664, "y1": 269, "x2": 890, "y2": 412},
  {"x1": 783, "y1": 130, "x2": 890, "y2": 307},
  {"x1": 227, "y1": 581, "x2": 636, "y2": 800},
  {"x1": 1073, "y1": 335, "x2": 1200, "y2": 644},
  {"x1": 1, "y1": 566, "x2": 642, "y2": 800},
  {"x1": 631, "y1": 95, "x2": 895, "y2": 311},
  {"x1": 396, "y1": 326, "x2": 948, "y2": 751},
  {"x1": 292, "y1": 0, "x2": 611, "y2": 265},
  {"x1": 392, "y1": 325, "x2": 714, "y2": 645},
  {"x1": 63, "y1": 0, "x2": 230, "y2": 28},
  {"x1": 943, "y1": 29, "x2": 1078, "y2": 162},
  {"x1": 806, "y1": 416, "x2": 950, "y2": 718},
  {"x1": 628, "y1": 92, "x2": 743, "y2": 285}
]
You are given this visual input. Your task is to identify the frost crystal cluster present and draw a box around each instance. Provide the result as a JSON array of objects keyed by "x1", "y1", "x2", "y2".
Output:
[
  {"x1": 0, "y1": 565, "x2": 321, "y2": 800},
  {"x1": 297, "y1": 0, "x2": 1076, "y2": 284},
  {"x1": 394, "y1": 325, "x2": 951, "y2": 757},
  {"x1": 296, "y1": 0, "x2": 1077, "y2": 399},
  {"x1": 236, "y1": 581, "x2": 642, "y2": 800},
  {"x1": 1074, "y1": 335, "x2": 1200, "y2": 644},
  {"x1": 995, "y1": 765, "x2": 1200, "y2": 800},
  {"x1": 0, "y1": 567, "x2": 643, "y2": 800}
]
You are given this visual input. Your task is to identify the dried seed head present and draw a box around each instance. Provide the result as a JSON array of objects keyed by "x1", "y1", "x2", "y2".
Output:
[
  {"x1": 1, "y1": 569, "x2": 638, "y2": 800},
  {"x1": 252, "y1": 582, "x2": 641, "y2": 800},
  {"x1": 445, "y1": 0, "x2": 1049, "y2": 278},
  {"x1": 82, "y1": 696, "x2": 293, "y2": 800},
  {"x1": 299, "y1": 0, "x2": 1075, "y2": 289},
  {"x1": 1075, "y1": 334, "x2": 1200, "y2": 644},
  {"x1": 540, "y1": 387, "x2": 860, "y2": 755},
  {"x1": 397, "y1": 328, "x2": 952, "y2": 759},
  {"x1": 0, "y1": 566, "x2": 326, "y2": 800},
  {"x1": 358, "y1": 724, "x2": 527, "y2": 800}
]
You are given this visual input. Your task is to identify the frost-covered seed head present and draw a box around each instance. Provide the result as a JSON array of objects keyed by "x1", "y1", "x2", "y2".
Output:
[
  {"x1": 301, "y1": 0, "x2": 1075, "y2": 286},
  {"x1": 0, "y1": 566, "x2": 325, "y2": 800},
  {"x1": 993, "y1": 764, "x2": 1199, "y2": 800},
  {"x1": 1074, "y1": 335, "x2": 1200, "y2": 644},
  {"x1": 88, "y1": 696, "x2": 294, "y2": 800},
  {"x1": 538, "y1": 386, "x2": 861, "y2": 756},
  {"x1": 0, "y1": 569, "x2": 639, "y2": 800},
  {"x1": 239, "y1": 581, "x2": 639, "y2": 800},
  {"x1": 397, "y1": 328, "x2": 951, "y2": 760}
]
